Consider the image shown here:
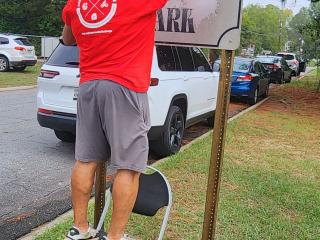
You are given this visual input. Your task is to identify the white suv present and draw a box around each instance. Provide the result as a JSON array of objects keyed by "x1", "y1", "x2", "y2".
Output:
[
  {"x1": 37, "y1": 44, "x2": 219, "y2": 157},
  {"x1": 0, "y1": 33, "x2": 37, "y2": 72},
  {"x1": 276, "y1": 52, "x2": 300, "y2": 76}
]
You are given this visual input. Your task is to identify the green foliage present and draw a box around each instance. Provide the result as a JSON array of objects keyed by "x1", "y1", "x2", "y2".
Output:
[
  {"x1": 240, "y1": 4, "x2": 293, "y2": 54},
  {"x1": 0, "y1": 0, "x2": 65, "y2": 36},
  {"x1": 288, "y1": 2, "x2": 320, "y2": 59}
]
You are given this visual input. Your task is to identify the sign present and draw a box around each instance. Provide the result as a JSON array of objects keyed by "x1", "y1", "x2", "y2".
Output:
[{"x1": 155, "y1": 0, "x2": 243, "y2": 50}]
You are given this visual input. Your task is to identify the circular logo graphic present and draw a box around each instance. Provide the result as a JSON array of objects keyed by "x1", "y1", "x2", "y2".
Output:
[{"x1": 77, "y1": 0, "x2": 117, "y2": 29}]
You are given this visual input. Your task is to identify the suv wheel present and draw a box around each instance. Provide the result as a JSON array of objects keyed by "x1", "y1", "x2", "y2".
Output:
[
  {"x1": 151, "y1": 106, "x2": 185, "y2": 157},
  {"x1": 279, "y1": 73, "x2": 285, "y2": 84},
  {"x1": 207, "y1": 114, "x2": 215, "y2": 128},
  {"x1": 13, "y1": 66, "x2": 27, "y2": 71},
  {"x1": 54, "y1": 130, "x2": 76, "y2": 143},
  {"x1": 262, "y1": 84, "x2": 269, "y2": 98},
  {"x1": 0, "y1": 56, "x2": 9, "y2": 72},
  {"x1": 248, "y1": 88, "x2": 258, "y2": 105}
]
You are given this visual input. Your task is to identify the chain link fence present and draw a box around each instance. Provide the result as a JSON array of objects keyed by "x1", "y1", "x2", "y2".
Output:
[{"x1": 19, "y1": 34, "x2": 60, "y2": 61}]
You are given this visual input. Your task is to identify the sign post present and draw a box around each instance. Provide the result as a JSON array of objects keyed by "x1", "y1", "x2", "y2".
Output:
[
  {"x1": 201, "y1": 49, "x2": 235, "y2": 239},
  {"x1": 94, "y1": 163, "x2": 106, "y2": 229},
  {"x1": 93, "y1": 1, "x2": 242, "y2": 237}
]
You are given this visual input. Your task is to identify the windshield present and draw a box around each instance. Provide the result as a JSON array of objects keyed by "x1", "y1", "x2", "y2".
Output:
[
  {"x1": 277, "y1": 54, "x2": 294, "y2": 60},
  {"x1": 14, "y1": 38, "x2": 32, "y2": 46},
  {"x1": 233, "y1": 60, "x2": 251, "y2": 73},
  {"x1": 256, "y1": 57, "x2": 280, "y2": 64},
  {"x1": 46, "y1": 44, "x2": 79, "y2": 68}
]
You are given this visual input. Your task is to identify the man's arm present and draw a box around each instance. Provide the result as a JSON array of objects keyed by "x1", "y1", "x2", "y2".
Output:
[{"x1": 62, "y1": 25, "x2": 76, "y2": 46}]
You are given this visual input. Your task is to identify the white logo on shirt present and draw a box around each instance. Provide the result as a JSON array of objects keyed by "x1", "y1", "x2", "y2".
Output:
[{"x1": 77, "y1": 0, "x2": 117, "y2": 29}]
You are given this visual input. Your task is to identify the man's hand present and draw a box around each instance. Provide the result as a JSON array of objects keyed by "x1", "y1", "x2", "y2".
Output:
[{"x1": 62, "y1": 25, "x2": 76, "y2": 46}]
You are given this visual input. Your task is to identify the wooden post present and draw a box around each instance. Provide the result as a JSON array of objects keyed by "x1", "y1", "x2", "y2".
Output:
[
  {"x1": 201, "y1": 49, "x2": 235, "y2": 240},
  {"x1": 94, "y1": 162, "x2": 106, "y2": 229}
]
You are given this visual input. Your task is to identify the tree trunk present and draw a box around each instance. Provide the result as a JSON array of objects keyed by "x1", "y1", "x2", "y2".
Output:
[
  {"x1": 208, "y1": 49, "x2": 220, "y2": 65},
  {"x1": 317, "y1": 64, "x2": 320, "y2": 92}
]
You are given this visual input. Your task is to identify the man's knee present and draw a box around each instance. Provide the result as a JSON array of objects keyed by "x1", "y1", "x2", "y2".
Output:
[
  {"x1": 117, "y1": 169, "x2": 140, "y2": 180},
  {"x1": 71, "y1": 160, "x2": 98, "y2": 194},
  {"x1": 114, "y1": 169, "x2": 141, "y2": 190}
]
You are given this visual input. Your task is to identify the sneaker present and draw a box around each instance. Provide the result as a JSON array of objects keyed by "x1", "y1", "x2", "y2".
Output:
[
  {"x1": 99, "y1": 234, "x2": 134, "y2": 240},
  {"x1": 65, "y1": 226, "x2": 98, "y2": 240}
]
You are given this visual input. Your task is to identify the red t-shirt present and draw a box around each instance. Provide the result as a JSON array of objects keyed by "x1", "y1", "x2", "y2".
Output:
[{"x1": 62, "y1": 0, "x2": 167, "y2": 93}]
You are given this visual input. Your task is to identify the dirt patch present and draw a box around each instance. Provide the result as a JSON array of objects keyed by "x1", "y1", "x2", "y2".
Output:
[{"x1": 258, "y1": 85, "x2": 320, "y2": 119}]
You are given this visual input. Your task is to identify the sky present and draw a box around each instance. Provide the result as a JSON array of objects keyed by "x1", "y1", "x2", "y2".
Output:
[{"x1": 243, "y1": 0, "x2": 310, "y2": 14}]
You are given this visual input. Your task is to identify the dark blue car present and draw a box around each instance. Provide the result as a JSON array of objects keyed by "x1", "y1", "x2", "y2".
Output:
[{"x1": 213, "y1": 57, "x2": 270, "y2": 105}]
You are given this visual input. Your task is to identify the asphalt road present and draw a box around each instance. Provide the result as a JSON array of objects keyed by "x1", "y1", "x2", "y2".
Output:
[
  {"x1": 0, "y1": 89, "x2": 75, "y2": 240},
  {"x1": 0, "y1": 88, "x2": 245, "y2": 240}
]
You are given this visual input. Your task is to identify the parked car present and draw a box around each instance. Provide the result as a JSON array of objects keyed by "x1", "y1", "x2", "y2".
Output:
[
  {"x1": 256, "y1": 55, "x2": 291, "y2": 84},
  {"x1": 276, "y1": 52, "x2": 300, "y2": 76},
  {"x1": 37, "y1": 44, "x2": 219, "y2": 157},
  {"x1": 0, "y1": 33, "x2": 37, "y2": 72},
  {"x1": 214, "y1": 57, "x2": 269, "y2": 105}
]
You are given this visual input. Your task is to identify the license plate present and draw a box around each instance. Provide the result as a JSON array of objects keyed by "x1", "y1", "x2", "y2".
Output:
[{"x1": 73, "y1": 88, "x2": 79, "y2": 100}]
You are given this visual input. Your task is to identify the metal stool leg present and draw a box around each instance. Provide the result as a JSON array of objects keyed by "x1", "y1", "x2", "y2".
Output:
[{"x1": 96, "y1": 189, "x2": 112, "y2": 232}]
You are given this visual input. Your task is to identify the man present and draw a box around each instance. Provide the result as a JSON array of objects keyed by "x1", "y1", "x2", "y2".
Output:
[{"x1": 62, "y1": 0, "x2": 168, "y2": 239}]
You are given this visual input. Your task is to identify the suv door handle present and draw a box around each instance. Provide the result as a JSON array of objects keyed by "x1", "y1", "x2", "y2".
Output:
[{"x1": 76, "y1": 74, "x2": 80, "y2": 78}]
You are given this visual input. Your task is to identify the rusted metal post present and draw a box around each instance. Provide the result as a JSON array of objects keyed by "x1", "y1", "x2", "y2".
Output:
[
  {"x1": 94, "y1": 162, "x2": 106, "y2": 229},
  {"x1": 202, "y1": 49, "x2": 235, "y2": 240}
]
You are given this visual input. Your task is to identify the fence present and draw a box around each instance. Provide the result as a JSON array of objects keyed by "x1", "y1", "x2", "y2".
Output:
[{"x1": 19, "y1": 34, "x2": 60, "y2": 60}]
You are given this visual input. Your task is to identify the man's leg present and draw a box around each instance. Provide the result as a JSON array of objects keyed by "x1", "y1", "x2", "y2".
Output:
[
  {"x1": 71, "y1": 160, "x2": 98, "y2": 232},
  {"x1": 107, "y1": 170, "x2": 140, "y2": 240}
]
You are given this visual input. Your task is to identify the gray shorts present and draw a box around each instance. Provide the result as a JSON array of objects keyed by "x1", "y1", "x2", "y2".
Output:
[{"x1": 75, "y1": 80, "x2": 151, "y2": 173}]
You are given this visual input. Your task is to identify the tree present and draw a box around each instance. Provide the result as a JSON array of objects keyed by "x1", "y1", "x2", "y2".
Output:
[
  {"x1": 0, "y1": 0, "x2": 65, "y2": 36},
  {"x1": 240, "y1": 4, "x2": 292, "y2": 54}
]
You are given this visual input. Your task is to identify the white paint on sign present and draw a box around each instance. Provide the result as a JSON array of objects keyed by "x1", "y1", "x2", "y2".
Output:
[{"x1": 155, "y1": 0, "x2": 243, "y2": 50}]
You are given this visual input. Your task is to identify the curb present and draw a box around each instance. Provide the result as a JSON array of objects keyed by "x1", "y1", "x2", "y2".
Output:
[
  {"x1": 0, "y1": 85, "x2": 37, "y2": 92},
  {"x1": 19, "y1": 97, "x2": 269, "y2": 240}
]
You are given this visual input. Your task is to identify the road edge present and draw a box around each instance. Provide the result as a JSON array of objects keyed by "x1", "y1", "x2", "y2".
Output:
[
  {"x1": 0, "y1": 85, "x2": 37, "y2": 92},
  {"x1": 20, "y1": 96, "x2": 270, "y2": 240}
]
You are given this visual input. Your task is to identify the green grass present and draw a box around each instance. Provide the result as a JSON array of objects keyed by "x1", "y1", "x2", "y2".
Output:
[
  {"x1": 288, "y1": 69, "x2": 320, "y2": 91},
  {"x1": 0, "y1": 64, "x2": 41, "y2": 88},
  {"x1": 35, "y1": 76, "x2": 320, "y2": 240}
]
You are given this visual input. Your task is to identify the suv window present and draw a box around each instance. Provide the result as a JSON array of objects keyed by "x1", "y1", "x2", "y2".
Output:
[
  {"x1": 157, "y1": 46, "x2": 178, "y2": 71},
  {"x1": 234, "y1": 60, "x2": 251, "y2": 73},
  {"x1": 213, "y1": 62, "x2": 220, "y2": 72},
  {"x1": 46, "y1": 44, "x2": 79, "y2": 68},
  {"x1": 0, "y1": 37, "x2": 9, "y2": 44},
  {"x1": 191, "y1": 47, "x2": 211, "y2": 72},
  {"x1": 277, "y1": 54, "x2": 294, "y2": 60},
  {"x1": 254, "y1": 62, "x2": 268, "y2": 75},
  {"x1": 14, "y1": 38, "x2": 32, "y2": 46},
  {"x1": 176, "y1": 47, "x2": 194, "y2": 71}
]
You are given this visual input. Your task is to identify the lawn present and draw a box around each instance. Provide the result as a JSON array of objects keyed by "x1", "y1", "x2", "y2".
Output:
[
  {"x1": 0, "y1": 64, "x2": 42, "y2": 88},
  {"x1": 35, "y1": 74, "x2": 320, "y2": 240}
]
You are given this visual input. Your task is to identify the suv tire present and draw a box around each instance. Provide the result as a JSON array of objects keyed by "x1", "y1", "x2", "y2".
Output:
[
  {"x1": 0, "y1": 56, "x2": 9, "y2": 72},
  {"x1": 248, "y1": 87, "x2": 258, "y2": 106},
  {"x1": 207, "y1": 114, "x2": 215, "y2": 128},
  {"x1": 54, "y1": 130, "x2": 76, "y2": 143},
  {"x1": 262, "y1": 84, "x2": 269, "y2": 98},
  {"x1": 151, "y1": 105, "x2": 185, "y2": 157},
  {"x1": 13, "y1": 66, "x2": 27, "y2": 71}
]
